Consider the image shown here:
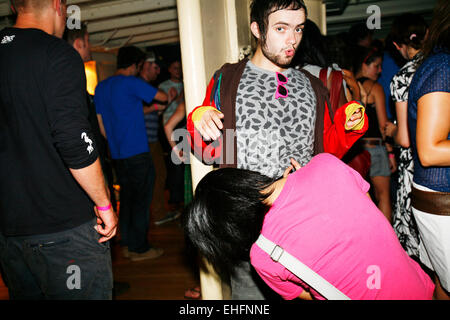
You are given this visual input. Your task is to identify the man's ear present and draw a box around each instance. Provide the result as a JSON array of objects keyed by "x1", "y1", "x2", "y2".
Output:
[
  {"x1": 73, "y1": 38, "x2": 83, "y2": 50},
  {"x1": 250, "y1": 21, "x2": 261, "y2": 40},
  {"x1": 53, "y1": 0, "x2": 63, "y2": 16}
]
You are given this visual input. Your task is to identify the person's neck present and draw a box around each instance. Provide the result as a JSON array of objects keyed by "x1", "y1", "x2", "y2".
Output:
[
  {"x1": 170, "y1": 77, "x2": 181, "y2": 83},
  {"x1": 116, "y1": 69, "x2": 133, "y2": 76},
  {"x1": 407, "y1": 47, "x2": 420, "y2": 60},
  {"x1": 250, "y1": 46, "x2": 288, "y2": 73},
  {"x1": 263, "y1": 177, "x2": 287, "y2": 206},
  {"x1": 14, "y1": 13, "x2": 54, "y2": 36},
  {"x1": 140, "y1": 73, "x2": 150, "y2": 82}
]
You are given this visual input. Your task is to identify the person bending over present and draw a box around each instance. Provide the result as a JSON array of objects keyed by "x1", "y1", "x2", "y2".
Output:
[{"x1": 184, "y1": 153, "x2": 434, "y2": 300}]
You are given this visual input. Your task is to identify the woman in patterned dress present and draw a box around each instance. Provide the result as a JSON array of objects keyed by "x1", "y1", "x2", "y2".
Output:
[{"x1": 384, "y1": 13, "x2": 428, "y2": 258}]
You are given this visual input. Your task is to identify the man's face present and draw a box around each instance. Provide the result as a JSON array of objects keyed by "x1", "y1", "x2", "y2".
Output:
[
  {"x1": 75, "y1": 33, "x2": 92, "y2": 62},
  {"x1": 147, "y1": 62, "x2": 161, "y2": 82},
  {"x1": 168, "y1": 61, "x2": 182, "y2": 81},
  {"x1": 80, "y1": 33, "x2": 92, "y2": 62},
  {"x1": 141, "y1": 61, "x2": 160, "y2": 82},
  {"x1": 259, "y1": 8, "x2": 306, "y2": 68}
]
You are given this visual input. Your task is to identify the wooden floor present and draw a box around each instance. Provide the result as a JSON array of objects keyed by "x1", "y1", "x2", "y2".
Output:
[
  {"x1": 0, "y1": 212, "x2": 200, "y2": 300},
  {"x1": 112, "y1": 215, "x2": 200, "y2": 300}
]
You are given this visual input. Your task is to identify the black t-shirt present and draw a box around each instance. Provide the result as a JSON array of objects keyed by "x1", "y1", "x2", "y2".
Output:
[{"x1": 0, "y1": 28, "x2": 99, "y2": 236}]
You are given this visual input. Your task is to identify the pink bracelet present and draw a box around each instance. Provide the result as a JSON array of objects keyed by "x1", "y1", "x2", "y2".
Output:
[
  {"x1": 96, "y1": 203, "x2": 112, "y2": 211},
  {"x1": 388, "y1": 153, "x2": 395, "y2": 159}
]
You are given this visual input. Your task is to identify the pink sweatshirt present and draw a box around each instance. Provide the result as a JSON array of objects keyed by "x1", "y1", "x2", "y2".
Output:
[{"x1": 250, "y1": 153, "x2": 434, "y2": 300}]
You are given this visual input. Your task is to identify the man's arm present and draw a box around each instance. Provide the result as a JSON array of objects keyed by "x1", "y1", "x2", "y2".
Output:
[
  {"x1": 70, "y1": 159, "x2": 117, "y2": 243},
  {"x1": 186, "y1": 74, "x2": 224, "y2": 162},
  {"x1": 46, "y1": 43, "x2": 117, "y2": 241},
  {"x1": 323, "y1": 100, "x2": 368, "y2": 159},
  {"x1": 96, "y1": 114, "x2": 107, "y2": 139}
]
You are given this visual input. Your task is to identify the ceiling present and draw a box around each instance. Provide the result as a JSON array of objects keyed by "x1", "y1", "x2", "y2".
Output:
[{"x1": 0, "y1": 0, "x2": 438, "y2": 53}]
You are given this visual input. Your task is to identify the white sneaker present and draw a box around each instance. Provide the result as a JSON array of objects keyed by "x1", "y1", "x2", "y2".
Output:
[
  {"x1": 129, "y1": 248, "x2": 164, "y2": 262},
  {"x1": 154, "y1": 210, "x2": 182, "y2": 226}
]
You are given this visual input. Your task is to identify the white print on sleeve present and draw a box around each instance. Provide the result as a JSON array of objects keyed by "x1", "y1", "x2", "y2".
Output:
[
  {"x1": 1, "y1": 35, "x2": 15, "y2": 44},
  {"x1": 81, "y1": 132, "x2": 94, "y2": 155}
]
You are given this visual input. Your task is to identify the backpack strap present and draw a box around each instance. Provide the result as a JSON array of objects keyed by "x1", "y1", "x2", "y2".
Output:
[
  {"x1": 319, "y1": 68, "x2": 343, "y2": 113},
  {"x1": 255, "y1": 234, "x2": 351, "y2": 300}
]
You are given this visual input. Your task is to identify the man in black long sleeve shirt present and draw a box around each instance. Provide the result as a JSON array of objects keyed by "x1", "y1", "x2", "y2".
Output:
[{"x1": 0, "y1": 0, "x2": 117, "y2": 299}]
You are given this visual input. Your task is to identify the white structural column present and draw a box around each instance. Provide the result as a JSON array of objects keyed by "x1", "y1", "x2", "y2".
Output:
[
  {"x1": 176, "y1": 0, "x2": 222, "y2": 300},
  {"x1": 305, "y1": 0, "x2": 327, "y2": 34}
]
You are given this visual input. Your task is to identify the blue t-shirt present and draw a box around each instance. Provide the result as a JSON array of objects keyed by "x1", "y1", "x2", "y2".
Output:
[
  {"x1": 94, "y1": 75, "x2": 157, "y2": 159},
  {"x1": 408, "y1": 50, "x2": 450, "y2": 192},
  {"x1": 378, "y1": 52, "x2": 400, "y2": 120}
]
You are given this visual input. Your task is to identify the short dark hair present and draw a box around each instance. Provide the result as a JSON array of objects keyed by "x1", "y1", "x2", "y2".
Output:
[
  {"x1": 389, "y1": 13, "x2": 428, "y2": 50},
  {"x1": 250, "y1": 0, "x2": 307, "y2": 43},
  {"x1": 347, "y1": 22, "x2": 374, "y2": 46},
  {"x1": 63, "y1": 21, "x2": 88, "y2": 45},
  {"x1": 116, "y1": 46, "x2": 145, "y2": 70},
  {"x1": 183, "y1": 168, "x2": 275, "y2": 277}
]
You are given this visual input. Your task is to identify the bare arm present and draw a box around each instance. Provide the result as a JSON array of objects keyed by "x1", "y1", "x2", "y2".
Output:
[
  {"x1": 69, "y1": 159, "x2": 118, "y2": 243},
  {"x1": 372, "y1": 83, "x2": 389, "y2": 140},
  {"x1": 385, "y1": 101, "x2": 410, "y2": 148},
  {"x1": 97, "y1": 114, "x2": 107, "y2": 139},
  {"x1": 416, "y1": 92, "x2": 450, "y2": 167},
  {"x1": 154, "y1": 89, "x2": 168, "y2": 103},
  {"x1": 164, "y1": 101, "x2": 186, "y2": 149}
]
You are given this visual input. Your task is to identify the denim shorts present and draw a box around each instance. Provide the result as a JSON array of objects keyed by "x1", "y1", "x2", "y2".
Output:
[
  {"x1": 365, "y1": 145, "x2": 391, "y2": 177},
  {"x1": 0, "y1": 218, "x2": 113, "y2": 300}
]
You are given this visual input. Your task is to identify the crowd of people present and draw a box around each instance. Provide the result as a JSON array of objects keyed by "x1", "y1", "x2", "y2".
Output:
[{"x1": 0, "y1": 0, "x2": 448, "y2": 301}]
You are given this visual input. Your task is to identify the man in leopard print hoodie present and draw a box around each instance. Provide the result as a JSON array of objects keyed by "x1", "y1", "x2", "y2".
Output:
[{"x1": 186, "y1": 0, "x2": 368, "y2": 300}]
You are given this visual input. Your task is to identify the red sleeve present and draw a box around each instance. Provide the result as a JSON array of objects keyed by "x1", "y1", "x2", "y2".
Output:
[
  {"x1": 186, "y1": 76, "x2": 221, "y2": 163},
  {"x1": 323, "y1": 100, "x2": 368, "y2": 159}
]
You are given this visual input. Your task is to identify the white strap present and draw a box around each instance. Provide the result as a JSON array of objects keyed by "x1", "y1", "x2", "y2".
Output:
[{"x1": 255, "y1": 234, "x2": 350, "y2": 300}]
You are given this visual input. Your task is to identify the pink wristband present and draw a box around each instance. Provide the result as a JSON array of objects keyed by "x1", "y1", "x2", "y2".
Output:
[
  {"x1": 389, "y1": 153, "x2": 395, "y2": 159},
  {"x1": 96, "y1": 203, "x2": 112, "y2": 211}
]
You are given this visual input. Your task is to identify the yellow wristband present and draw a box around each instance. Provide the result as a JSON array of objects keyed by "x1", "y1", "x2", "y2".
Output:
[
  {"x1": 345, "y1": 102, "x2": 365, "y2": 130},
  {"x1": 192, "y1": 106, "x2": 222, "y2": 122}
]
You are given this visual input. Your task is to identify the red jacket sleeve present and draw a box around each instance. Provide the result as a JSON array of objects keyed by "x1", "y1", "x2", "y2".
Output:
[{"x1": 323, "y1": 100, "x2": 368, "y2": 159}]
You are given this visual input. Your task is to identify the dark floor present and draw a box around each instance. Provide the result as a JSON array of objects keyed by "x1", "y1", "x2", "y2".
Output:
[{"x1": 111, "y1": 214, "x2": 200, "y2": 300}]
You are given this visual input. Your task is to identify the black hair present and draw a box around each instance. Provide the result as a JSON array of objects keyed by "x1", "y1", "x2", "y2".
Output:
[
  {"x1": 421, "y1": 0, "x2": 450, "y2": 61},
  {"x1": 250, "y1": 0, "x2": 307, "y2": 43},
  {"x1": 389, "y1": 13, "x2": 428, "y2": 51},
  {"x1": 116, "y1": 46, "x2": 145, "y2": 70},
  {"x1": 293, "y1": 19, "x2": 329, "y2": 68},
  {"x1": 183, "y1": 168, "x2": 275, "y2": 277},
  {"x1": 352, "y1": 45, "x2": 383, "y2": 75},
  {"x1": 347, "y1": 22, "x2": 374, "y2": 46},
  {"x1": 63, "y1": 21, "x2": 88, "y2": 45}
]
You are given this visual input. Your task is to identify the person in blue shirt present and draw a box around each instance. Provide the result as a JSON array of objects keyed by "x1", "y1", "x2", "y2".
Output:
[{"x1": 95, "y1": 46, "x2": 168, "y2": 262}]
